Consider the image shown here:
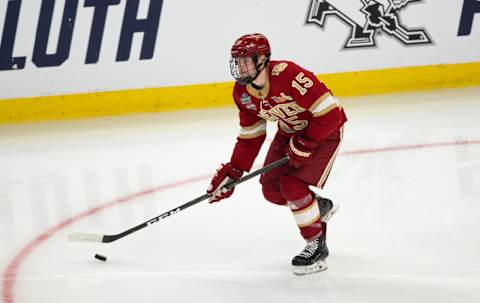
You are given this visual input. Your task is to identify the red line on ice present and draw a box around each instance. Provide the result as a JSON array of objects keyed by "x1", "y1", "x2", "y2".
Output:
[
  {"x1": 1, "y1": 175, "x2": 210, "y2": 303},
  {"x1": 2, "y1": 139, "x2": 480, "y2": 303}
]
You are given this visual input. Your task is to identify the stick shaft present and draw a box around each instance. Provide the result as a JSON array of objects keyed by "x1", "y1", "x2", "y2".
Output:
[{"x1": 70, "y1": 157, "x2": 288, "y2": 243}]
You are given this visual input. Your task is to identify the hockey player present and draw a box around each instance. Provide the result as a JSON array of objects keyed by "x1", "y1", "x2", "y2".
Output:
[{"x1": 207, "y1": 33, "x2": 347, "y2": 275}]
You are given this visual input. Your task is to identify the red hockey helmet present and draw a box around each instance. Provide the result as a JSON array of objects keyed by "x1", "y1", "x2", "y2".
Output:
[
  {"x1": 230, "y1": 33, "x2": 271, "y2": 85},
  {"x1": 230, "y1": 33, "x2": 271, "y2": 58}
]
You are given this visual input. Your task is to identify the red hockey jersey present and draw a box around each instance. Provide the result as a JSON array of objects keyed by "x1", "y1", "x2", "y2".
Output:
[{"x1": 230, "y1": 60, "x2": 347, "y2": 172}]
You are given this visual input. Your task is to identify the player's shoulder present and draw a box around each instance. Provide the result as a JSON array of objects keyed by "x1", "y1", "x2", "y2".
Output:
[
  {"x1": 269, "y1": 60, "x2": 313, "y2": 78},
  {"x1": 233, "y1": 81, "x2": 246, "y2": 99},
  {"x1": 232, "y1": 82, "x2": 252, "y2": 106}
]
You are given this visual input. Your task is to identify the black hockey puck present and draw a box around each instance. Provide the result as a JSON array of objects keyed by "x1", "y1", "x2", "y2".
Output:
[{"x1": 94, "y1": 254, "x2": 107, "y2": 262}]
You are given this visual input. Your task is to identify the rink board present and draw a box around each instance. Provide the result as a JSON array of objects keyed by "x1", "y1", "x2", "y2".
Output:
[
  {"x1": 1, "y1": 61, "x2": 479, "y2": 124},
  {"x1": 0, "y1": 0, "x2": 479, "y2": 123}
]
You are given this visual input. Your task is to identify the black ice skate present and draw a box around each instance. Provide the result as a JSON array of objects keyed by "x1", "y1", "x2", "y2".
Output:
[
  {"x1": 314, "y1": 194, "x2": 339, "y2": 223},
  {"x1": 292, "y1": 234, "x2": 329, "y2": 275}
]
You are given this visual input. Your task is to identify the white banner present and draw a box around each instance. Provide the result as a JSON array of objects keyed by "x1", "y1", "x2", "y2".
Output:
[{"x1": 0, "y1": 0, "x2": 479, "y2": 99}]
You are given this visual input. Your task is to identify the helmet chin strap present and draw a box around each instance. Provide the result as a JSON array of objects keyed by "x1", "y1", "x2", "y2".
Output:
[{"x1": 249, "y1": 56, "x2": 270, "y2": 86}]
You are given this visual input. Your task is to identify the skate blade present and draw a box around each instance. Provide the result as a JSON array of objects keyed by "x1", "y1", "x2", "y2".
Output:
[
  {"x1": 321, "y1": 204, "x2": 340, "y2": 223},
  {"x1": 292, "y1": 260, "x2": 328, "y2": 276}
]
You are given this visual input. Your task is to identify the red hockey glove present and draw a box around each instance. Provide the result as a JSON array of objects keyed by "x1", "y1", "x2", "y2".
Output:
[
  {"x1": 288, "y1": 134, "x2": 319, "y2": 168},
  {"x1": 207, "y1": 163, "x2": 243, "y2": 203}
]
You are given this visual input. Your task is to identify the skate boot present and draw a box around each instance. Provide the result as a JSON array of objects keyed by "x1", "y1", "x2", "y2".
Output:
[
  {"x1": 314, "y1": 194, "x2": 339, "y2": 223},
  {"x1": 292, "y1": 234, "x2": 329, "y2": 275}
]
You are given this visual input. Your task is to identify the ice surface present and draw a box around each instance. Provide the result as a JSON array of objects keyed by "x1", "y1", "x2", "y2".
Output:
[{"x1": 1, "y1": 87, "x2": 479, "y2": 303}]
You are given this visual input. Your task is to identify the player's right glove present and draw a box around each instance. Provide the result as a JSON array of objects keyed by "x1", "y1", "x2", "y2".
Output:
[
  {"x1": 207, "y1": 163, "x2": 243, "y2": 203},
  {"x1": 288, "y1": 134, "x2": 319, "y2": 168}
]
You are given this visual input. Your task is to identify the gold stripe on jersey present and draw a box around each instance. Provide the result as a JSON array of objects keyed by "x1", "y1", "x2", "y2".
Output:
[
  {"x1": 308, "y1": 92, "x2": 332, "y2": 111},
  {"x1": 291, "y1": 199, "x2": 316, "y2": 214},
  {"x1": 291, "y1": 200, "x2": 321, "y2": 228},
  {"x1": 239, "y1": 131, "x2": 266, "y2": 139},
  {"x1": 241, "y1": 120, "x2": 266, "y2": 130},
  {"x1": 313, "y1": 103, "x2": 339, "y2": 117},
  {"x1": 238, "y1": 120, "x2": 267, "y2": 139},
  {"x1": 298, "y1": 213, "x2": 321, "y2": 228},
  {"x1": 317, "y1": 126, "x2": 344, "y2": 188},
  {"x1": 310, "y1": 94, "x2": 341, "y2": 117}
]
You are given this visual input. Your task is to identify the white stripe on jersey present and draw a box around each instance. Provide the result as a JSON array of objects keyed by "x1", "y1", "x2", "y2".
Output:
[
  {"x1": 310, "y1": 95, "x2": 340, "y2": 117},
  {"x1": 239, "y1": 120, "x2": 267, "y2": 139},
  {"x1": 291, "y1": 200, "x2": 321, "y2": 228}
]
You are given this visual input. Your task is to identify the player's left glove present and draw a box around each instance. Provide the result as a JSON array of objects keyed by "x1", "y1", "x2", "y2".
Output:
[
  {"x1": 288, "y1": 134, "x2": 319, "y2": 168},
  {"x1": 207, "y1": 163, "x2": 243, "y2": 203}
]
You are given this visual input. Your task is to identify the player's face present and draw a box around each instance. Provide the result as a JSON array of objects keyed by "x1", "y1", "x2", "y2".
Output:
[
  {"x1": 230, "y1": 54, "x2": 267, "y2": 85},
  {"x1": 235, "y1": 57, "x2": 257, "y2": 78}
]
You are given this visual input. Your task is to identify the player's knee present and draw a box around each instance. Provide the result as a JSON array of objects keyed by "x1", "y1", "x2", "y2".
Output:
[
  {"x1": 279, "y1": 175, "x2": 311, "y2": 202},
  {"x1": 262, "y1": 185, "x2": 287, "y2": 206}
]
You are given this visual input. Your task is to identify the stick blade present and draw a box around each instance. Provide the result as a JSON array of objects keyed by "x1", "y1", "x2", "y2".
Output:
[{"x1": 68, "y1": 233, "x2": 104, "y2": 243}]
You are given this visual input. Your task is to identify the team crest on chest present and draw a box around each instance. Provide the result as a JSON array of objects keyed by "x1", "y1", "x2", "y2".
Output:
[
  {"x1": 258, "y1": 101, "x2": 308, "y2": 131},
  {"x1": 271, "y1": 63, "x2": 288, "y2": 76},
  {"x1": 258, "y1": 101, "x2": 306, "y2": 122}
]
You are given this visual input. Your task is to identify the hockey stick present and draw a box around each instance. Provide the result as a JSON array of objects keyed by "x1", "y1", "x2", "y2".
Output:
[{"x1": 68, "y1": 156, "x2": 289, "y2": 243}]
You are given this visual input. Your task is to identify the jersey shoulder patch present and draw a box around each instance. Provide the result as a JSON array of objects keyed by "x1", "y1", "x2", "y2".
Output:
[{"x1": 271, "y1": 62, "x2": 288, "y2": 76}]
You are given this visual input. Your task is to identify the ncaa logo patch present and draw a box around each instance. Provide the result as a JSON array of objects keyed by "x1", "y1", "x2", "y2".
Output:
[
  {"x1": 240, "y1": 93, "x2": 257, "y2": 110},
  {"x1": 240, "y1": 93, "x2": 252, "y2": 104}
]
